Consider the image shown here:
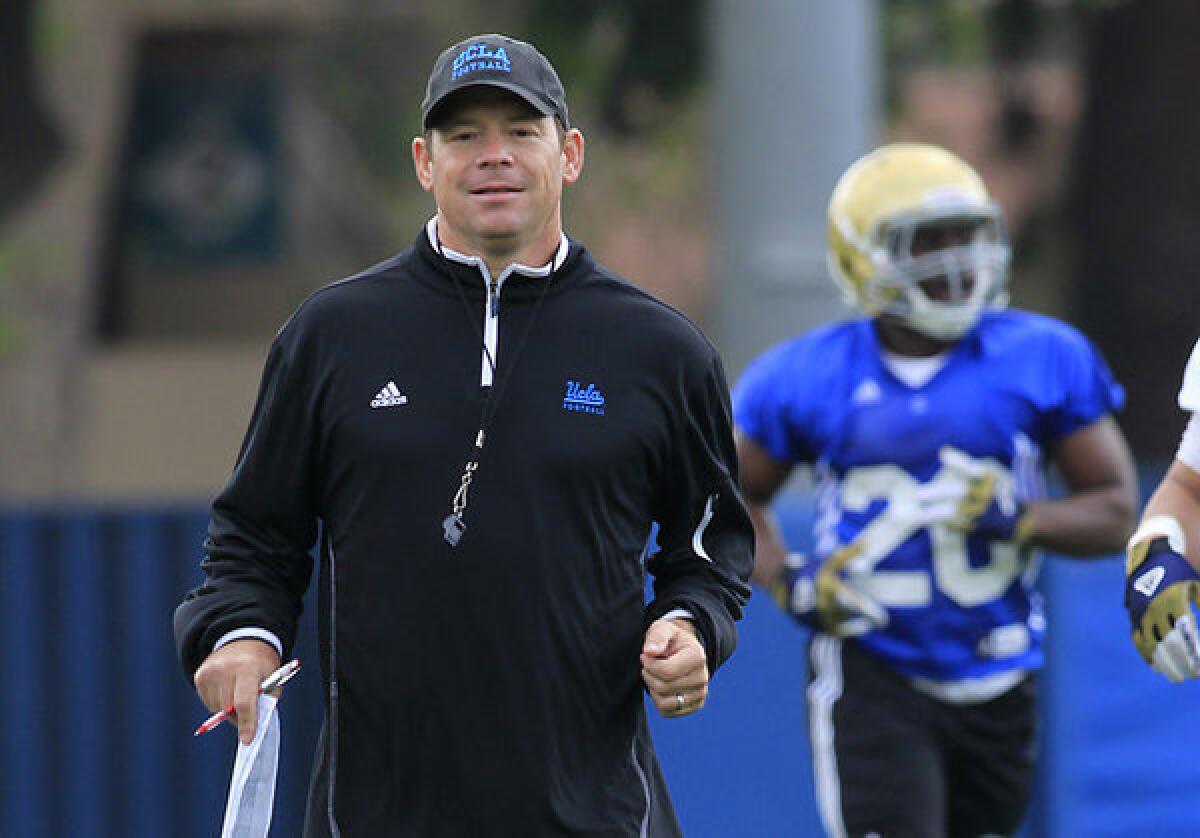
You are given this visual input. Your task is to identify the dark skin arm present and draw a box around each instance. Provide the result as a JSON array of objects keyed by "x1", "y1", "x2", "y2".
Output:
[
  {"x1": 735, "y1": 431, "x2": 795, "y2": 587},
  {"x1": 871, "y1": 318, "x2": 1137, "y2": 556},
  {"x1": 1024, "y1": 415, "x2": 1138, "y2": 556},
  {"x1": 739, "y1": 415, "x2": 1137, "y2": 577}
]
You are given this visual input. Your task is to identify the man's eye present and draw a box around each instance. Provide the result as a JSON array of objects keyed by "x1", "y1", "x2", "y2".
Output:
[
  {"x1": 513, "y1": 127, "x2": 537, "y2": 138},
  {"x1": 449, "y1": 131, "x2": 475, "y2": 141}
]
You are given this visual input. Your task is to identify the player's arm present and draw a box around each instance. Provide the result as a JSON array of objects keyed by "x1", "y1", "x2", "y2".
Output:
[
  {"x1": 736, "y1": 430, "x2": 886, "y2": 635},
  {"x1": 1027, "y1": 415, "x2": 1138, "y2": 556},
  {"x1": 1124, "y1": 454, "x2": 1200, "y2": 681},
  {"x1": 1138, "y1": 459, "x2": 1200, "y2": 570},
  {"x1": 1124, "y1": 343, "x2": 1200, "y2": 681},
  {"x1": 735, "y1": 430, "x2": 793, "y2": 587}
]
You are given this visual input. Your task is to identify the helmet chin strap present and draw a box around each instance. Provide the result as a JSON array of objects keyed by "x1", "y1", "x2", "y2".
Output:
[
  {"x1": 875, "y1": 276, "x2": 983, "y2": 344},
  {"x1": 915, "y1": 294, "x2": 980, "y2": 333},
  {"x1": 874, "y1": 313, "x2": 962, "y2": 356},
  {"x1": 905, "y1": 296, "x2": 983, "y2": 341}
]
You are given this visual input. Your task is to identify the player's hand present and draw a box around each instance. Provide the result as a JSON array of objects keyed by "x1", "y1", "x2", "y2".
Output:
[
  {"x1": 769, "y1": 545, "x2": 887, "y2": 637},
  {"x1": 1126, "y1": 535, "x2": 1200, "y2": 682},
  {"x1": 193, "y1": 639, "x2": 282, "y2": 743},
  {"x1": 641, "y1": 618, "x2": 708, "y2": 718},
  {"x1": 917, "y1": 447, "x2": 1033, "y2": 543}
]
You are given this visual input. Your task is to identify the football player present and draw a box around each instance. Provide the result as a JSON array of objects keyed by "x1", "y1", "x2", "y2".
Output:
[
  {"x1": 1125, "y1": 339, "x2": 1200, "y2": 682},
  {"x1": 735, "y1": 143, "x2": 1138, "y2": 838}
]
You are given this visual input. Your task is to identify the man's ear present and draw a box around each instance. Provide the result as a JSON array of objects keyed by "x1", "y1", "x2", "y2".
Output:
[
  {"x1": 561, "y1": 128, "x2": 585, "y2": 185},
  {"x1": 413, "y1": 135, "x2": 435, "y2": 192}
]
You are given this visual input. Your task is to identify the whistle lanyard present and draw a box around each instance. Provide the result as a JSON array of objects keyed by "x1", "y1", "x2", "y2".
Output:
[{"x1": 441, "y1": 254, "x2": 555, "y2": 547}]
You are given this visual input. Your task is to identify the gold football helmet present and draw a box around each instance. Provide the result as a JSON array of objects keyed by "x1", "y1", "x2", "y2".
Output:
[{"x1": 827, "y1": 143, "x2": 1011, "y2": 340}]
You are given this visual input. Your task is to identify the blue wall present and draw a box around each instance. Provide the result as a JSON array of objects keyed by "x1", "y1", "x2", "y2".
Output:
[
  {"x1": 2, "y1": 487, "x2": 1199, "y2": 836},
  {"x1": 0, "y1": 510, "x2": 321, "y2": 838}
]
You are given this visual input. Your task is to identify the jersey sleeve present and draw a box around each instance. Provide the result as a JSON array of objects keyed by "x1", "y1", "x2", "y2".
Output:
[
  {"x1": 1177, "y1": 414, "x2": 1200, "y2": 474},
  {"x1": 1178, "y1": 338, "x2": 1200, "y2": 411},
  {"x1": 173, "y1": 317, "x2": 321, "y2": 678},
  {"x1": 1174, "y1": 339, "x2": 1200, "y2": 471},
  {"x1": 1042, "y1": 327, "x2": 1125, "y2": 440},
  {"x1": 732, "y1": 341, "x2": 815, "y2": 465},
  {"x1": 646, "y1": 346, "x2": 754, "y2": 675}
]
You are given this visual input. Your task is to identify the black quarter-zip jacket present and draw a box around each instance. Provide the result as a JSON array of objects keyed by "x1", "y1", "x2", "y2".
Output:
[{"x1": 175, "y1": 229, "x2": 754, "y2": 837}]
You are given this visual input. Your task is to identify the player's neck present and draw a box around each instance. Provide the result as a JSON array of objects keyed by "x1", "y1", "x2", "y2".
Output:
[{"x1": 873, "y1": 318, "x2": 957, "y2": 358}]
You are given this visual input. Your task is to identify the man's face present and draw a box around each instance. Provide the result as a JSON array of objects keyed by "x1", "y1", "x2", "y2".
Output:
[{"x1": 413, "y1": 87, "x2": 583, "y2": 251}]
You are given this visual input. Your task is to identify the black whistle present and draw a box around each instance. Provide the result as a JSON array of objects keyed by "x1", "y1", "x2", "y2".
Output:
[{"x1": 442, "y1": 514, "x2": 466, "y2": 547}]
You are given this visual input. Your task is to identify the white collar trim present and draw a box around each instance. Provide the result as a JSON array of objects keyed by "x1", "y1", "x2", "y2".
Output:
[
  {"x1": 425, "y1": 217, "x2": 569, "y2": 280},
  {"x1": 879, "y1": 348, "x2": 950, "y2": 388}
]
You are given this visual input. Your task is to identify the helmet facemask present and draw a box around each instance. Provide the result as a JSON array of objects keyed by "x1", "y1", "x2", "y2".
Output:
[{"x1": 868, "y1": 206, "x2": 1011, "y2": 341}]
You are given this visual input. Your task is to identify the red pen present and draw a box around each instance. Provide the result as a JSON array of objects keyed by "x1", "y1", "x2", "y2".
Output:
[{"x1": 194, "y1": 658, "x2": 301, "y2": 736}]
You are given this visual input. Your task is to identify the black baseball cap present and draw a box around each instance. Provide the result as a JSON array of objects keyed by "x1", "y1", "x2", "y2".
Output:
[{"x1": 421, "y1": 34, "x2": 569, "y2": 130}]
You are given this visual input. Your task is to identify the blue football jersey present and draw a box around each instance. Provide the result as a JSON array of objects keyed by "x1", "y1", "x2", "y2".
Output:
[{"x1": 734, "y1": 310, "x2": 1124, "y2": 683}]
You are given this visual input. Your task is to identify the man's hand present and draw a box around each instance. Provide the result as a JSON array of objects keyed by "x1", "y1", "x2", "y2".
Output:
[
  {"x1": 1126, "y1": 534, "x2": 1200, "y2": 682},
  {"x1": 641, "y1": 618, "x2": 708, "y2": 718},
  {"x1": 917, "y1": 447, "x2": 1033, "y2": 543},
  {"x1": 193, "y1": 638, "x2": 281, "y2": 743},
  {"x1": 768, "y1": 545, "x2": 887, "y2": 637}
]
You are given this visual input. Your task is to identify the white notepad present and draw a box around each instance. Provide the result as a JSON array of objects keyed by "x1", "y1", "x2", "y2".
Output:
[{"x1": 221, "y1": 694, "x2": 281, "y2": 838}]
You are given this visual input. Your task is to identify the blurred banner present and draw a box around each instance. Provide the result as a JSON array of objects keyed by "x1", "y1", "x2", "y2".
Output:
[{"x1": 122, "y1": 73, "x2": 282, "y2": 268}]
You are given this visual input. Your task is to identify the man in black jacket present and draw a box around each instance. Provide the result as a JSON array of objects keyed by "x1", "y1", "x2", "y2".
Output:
[{"x1": 174, "y1": 33, "x2": 753, "y2": 837}]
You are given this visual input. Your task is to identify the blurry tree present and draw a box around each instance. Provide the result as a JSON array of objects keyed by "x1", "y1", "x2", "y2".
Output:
[
  {"x1": 883, "y1": 0, "x2": 989, "y2": 118},
  {"x1": 0, "y1": 0, "x2": 62, "y2": 358},
  {"x1": 1067, "y1": 0, "x2": 1200, "y2": 458},
  {"x1": 0, "y1": 0, "x2": 62, "y2": 223},
  {"x1": 883, "y1": 0, "x2": 1194, "y2": 459},
  {"x1": 303, "y1": 19, "x2": 426, "y2": 185},
  {"x1": 528, "y1": 0, "x2": 704, "y2": 135},
  {"x1": 988, "y1": 0, "x2": 1042, "y2": 155}
]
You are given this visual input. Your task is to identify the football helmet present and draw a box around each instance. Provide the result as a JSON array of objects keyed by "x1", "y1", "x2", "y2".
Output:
[{"x1": 827, "y1": 143, "x2": 1011, "y2": 340}]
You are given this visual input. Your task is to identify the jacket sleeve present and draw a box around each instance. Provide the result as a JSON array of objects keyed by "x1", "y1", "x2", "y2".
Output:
[
  {"x1": 173, "y1": 321, "x2": 321, "y2": 679},
  {"x1": 646, "y1": 346, "x2": 754, "y2": 674}
]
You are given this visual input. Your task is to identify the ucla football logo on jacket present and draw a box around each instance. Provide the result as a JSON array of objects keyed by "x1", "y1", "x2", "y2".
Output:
[{"x1": 562, "y1": 380, "x2": 606, "y2": 415}]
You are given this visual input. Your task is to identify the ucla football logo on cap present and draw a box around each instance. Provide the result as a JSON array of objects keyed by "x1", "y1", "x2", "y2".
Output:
[{"x1": 452, "y1": 43, "x2": 512, "y2": 80}]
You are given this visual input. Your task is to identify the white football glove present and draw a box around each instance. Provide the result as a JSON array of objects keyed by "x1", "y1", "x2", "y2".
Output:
[{"x1": 913, "y1": 447, "x2": 1032, "y2": 543}]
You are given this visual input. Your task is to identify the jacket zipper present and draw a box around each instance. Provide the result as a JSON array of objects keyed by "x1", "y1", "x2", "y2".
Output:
[{"x1": 481, "y1": 274, "x2": 505, "y2": 387}]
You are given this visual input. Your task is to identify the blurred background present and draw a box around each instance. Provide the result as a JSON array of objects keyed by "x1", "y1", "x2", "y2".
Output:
[{"x1": 1, "y1": 0, "x2": 1197, "y2": 835}]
